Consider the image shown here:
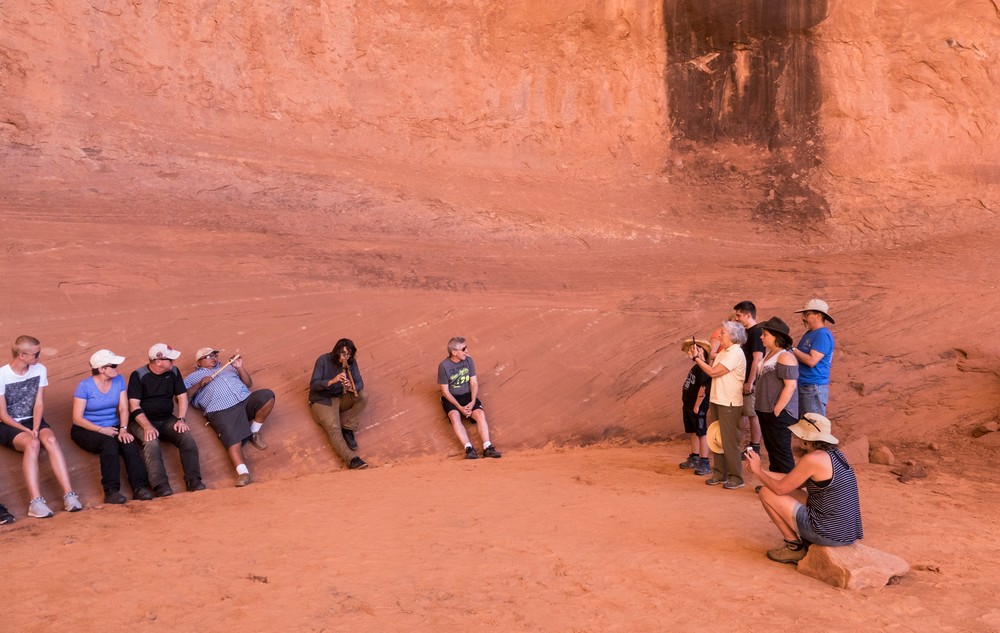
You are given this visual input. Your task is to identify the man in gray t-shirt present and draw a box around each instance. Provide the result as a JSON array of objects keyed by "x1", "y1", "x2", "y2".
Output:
[{"x1": 437, "y1": 336, "x2": 501, "y2": 460}]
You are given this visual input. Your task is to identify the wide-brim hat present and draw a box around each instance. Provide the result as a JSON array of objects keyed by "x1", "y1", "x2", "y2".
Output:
[
  {"x1": 681, "y1": 338, "x2": 712, "y2": 356},
  {"x1": 789, "y1": 413, "x2": 839, "y2": 444},
  {"x1": 794, "y1": 299, "x2": 835, "y2": 324},
  {"x1": 759, "y1": 316, "x2": 793, "y2": 347},
  {"x1": 89, "y1": 349, "x2": 125, "y2": 369},
  {"x1": 707, "y1": 421, "x2": 724, "y2": 454}
]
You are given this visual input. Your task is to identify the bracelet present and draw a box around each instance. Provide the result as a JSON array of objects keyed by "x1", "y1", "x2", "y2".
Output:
[{"x1": 177, "y1": 417, "x2": 186, "y2": 421}]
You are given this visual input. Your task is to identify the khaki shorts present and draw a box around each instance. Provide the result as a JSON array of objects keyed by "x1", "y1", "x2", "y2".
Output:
[{"x1": 741, "y1": 390, "x2": 756, "y2": 417}]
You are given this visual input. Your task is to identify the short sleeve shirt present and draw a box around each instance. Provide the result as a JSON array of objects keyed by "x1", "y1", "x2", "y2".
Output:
[
  {"x1": 128, "y1": 366, "x2": 186, "y2": 421},
  {"x1": 796, "y1": 327, "x2": 835, "y2": 385},
  {"x1": 74, "y1": 374, "x2": 126, "y2": 427},
  {"x1": 709, "y1": 344, "x2": 746, "y2": 407},
  {"x1": 438, "y1": 357, "x2": 476, "y2": 396},
  {"x1": 0, "y1": 363, "x2": 48, "y2": 421}
]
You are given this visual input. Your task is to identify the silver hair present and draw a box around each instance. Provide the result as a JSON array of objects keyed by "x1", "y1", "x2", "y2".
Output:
[
  {"x1": 721, "y1": 321, "x2": 747, "y2": 346},
  {"x1": 447, "y1": 336, "x2": 466, "y2": 352}
]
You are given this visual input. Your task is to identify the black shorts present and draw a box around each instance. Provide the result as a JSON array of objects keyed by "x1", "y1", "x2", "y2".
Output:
[
  {"x1": 441, "y1": 392, "x2": 484, "y2": 417},
  {"x1": 0, "y1": 417, "x2": 51, "y2": 449},
  {"x1": 682, "y1": 408, "x2": 707, "y2": 436}
]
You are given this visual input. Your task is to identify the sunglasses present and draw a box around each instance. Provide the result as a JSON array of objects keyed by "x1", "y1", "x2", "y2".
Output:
[{"x1": 101, "y1": 364, "x2": 119, "y2": 369}]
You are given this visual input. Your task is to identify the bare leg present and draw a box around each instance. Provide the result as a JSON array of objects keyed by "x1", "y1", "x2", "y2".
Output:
[
  {"x1": 689, "y1": 433, "x2": 700, "y2": 454},
  {"x1": 749, "y1": 413, "x2": 762, "y2": 445},
  {"x1": 758, "y1": 487, "x2": 808, "y2": 541},
  {"x1": 13, "y1": 433, "x2": 42, "y2": 500},
  {"x1": 448, "y1": 410, "x2": 472, "y2": 447},
  {"x1": 226, "y1": 443, "x2": 246, "y2": 469},
  {"x1": 697, "y1": 435, "x2": 709, "y2": 458},
  {"x1": 471, "y1": 409, "x2": 491, "y2": 446},
  {"x1": 39, "y1": 428, "x2": 75, "y2": 494},
  {"x1": 252, "y1": 397, "x2": 275, "y2": 424}
]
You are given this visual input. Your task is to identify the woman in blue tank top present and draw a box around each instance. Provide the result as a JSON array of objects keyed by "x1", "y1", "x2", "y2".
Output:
[{"x1": 745, "y1": 412, "x2": 863, "y2": 564}]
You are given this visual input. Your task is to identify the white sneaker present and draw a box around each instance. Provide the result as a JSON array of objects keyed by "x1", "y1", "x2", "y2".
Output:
[
  {"x1": 28, "y1": 497, "x2": 54, "y2": 519},
  {"x1": 64, "y1": 491, "x2": 84, "y2": 512}
]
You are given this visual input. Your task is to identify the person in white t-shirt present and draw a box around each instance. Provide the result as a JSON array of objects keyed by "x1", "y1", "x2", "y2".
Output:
[{"x1": 0, "y1": 335, "x2": 83, "y2": 518}]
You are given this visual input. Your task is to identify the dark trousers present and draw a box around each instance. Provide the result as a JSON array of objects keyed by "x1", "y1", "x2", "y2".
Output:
[
  {"x1": 71, "y1": 425, "x2": 150, "y2": 493},
  {"x1": 127, "y1": 416, "x2": 202, "y2": 489},
  {"x1": 757, "y1": 408, "x2": 797, "y2": 474}
]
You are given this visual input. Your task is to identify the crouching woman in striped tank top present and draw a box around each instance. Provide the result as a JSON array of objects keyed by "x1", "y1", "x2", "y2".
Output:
[{"x1": 745, "y1": 412, "x2": 863, "y2": 564}]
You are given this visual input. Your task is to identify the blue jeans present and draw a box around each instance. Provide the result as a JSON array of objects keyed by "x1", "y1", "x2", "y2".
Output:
[{"x1": 798, "y1": 384, "x2": 829, "y2": 416}]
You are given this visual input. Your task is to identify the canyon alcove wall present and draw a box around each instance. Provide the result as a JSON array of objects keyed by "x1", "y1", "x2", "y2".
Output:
[{"x1": 1, "y1": 0, "x2": 998, "y2": 503}]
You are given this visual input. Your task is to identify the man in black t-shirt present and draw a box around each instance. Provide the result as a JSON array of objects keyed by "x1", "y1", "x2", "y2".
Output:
[
  {"x1": 734, "y1": 301, "x2": 764, "y2": 455},
  {"x1": 127, "y1": 343, "x2": 204, "y2": 496}
]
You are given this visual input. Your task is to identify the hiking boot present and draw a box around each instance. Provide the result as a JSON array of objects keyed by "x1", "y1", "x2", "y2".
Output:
[
  {"x1": 28, "y1": 497, "x2": 54, "y2": 519},
  {"x1": 236, "y1": 473, "x2": 253, "y2": 487},
  {"x1": 104, "y1": 490, "x2": 127, "y2": 504},
  {"x1": 0, "y1": 504, "x2": 14, "y2": 524},
  {"x1": 186, "y1": 480, "x2": 207, "y2": 492},
  {"x1": 134, "y1": 487, "x2": 154, "y2": 501},
  {"x1": 464, "y1": 446, "x2": 479, "y2": 460},
  {"x1": 153, "y1": 484, "x2": 174, "y2": 498},
  {"x1": 63, "y1": 491, "x2": 84, "y2": 512},
  {"x1": 767, "y1": 541, "x2": 808, "y2": 564},
  {"x1": 483, "y1": 445, "x2": 502, "y2": 459},
  {"x1": 679, "y1": 454, "x2": 698, "y2": 469},
  {"x1": 342, "y1": 429, "x2": 358, "y2": 451},
  {"x1": 250, "y1": 431, "x2": 267, "y2": 450},
  {"x1": 705, "y1": 476, "x2": 726, "y2": 486},
  {"x1": 723, "y1": 480, "x2": 745, "y2": 490},
  {"x1": 348, "y1": 456, "x2": 369, "y2": 470},
  {"x1": 694, "y1": 459, "x2": 712, "y2": 476}
]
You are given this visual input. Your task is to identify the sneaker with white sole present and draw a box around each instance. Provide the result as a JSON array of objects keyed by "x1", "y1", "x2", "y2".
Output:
[
  {"x1": 64, "y1": 491, "x2": 84, "y2": 512},
  {"x1": 705, "y1": 476, "x2": 726, "y2": 486},
  {"x1": 28, "y1": 497, "x2": 54, "y2": 518},
  {"x1": 0, "y1": 504, "x2": 15, "y2": 524},
  {"x1": 723, "y1": 480, "x2": 745, "y2": 490}
]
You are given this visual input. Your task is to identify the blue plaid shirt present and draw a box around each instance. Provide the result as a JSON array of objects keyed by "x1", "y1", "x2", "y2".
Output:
[{"x1": 184, "y1": 365, "x2": 250, "y2": 414}]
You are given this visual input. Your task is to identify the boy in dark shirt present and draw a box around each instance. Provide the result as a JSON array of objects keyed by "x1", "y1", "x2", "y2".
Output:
[{"x1": 680, "y1": 339, "x2": 712, "y2": 475}]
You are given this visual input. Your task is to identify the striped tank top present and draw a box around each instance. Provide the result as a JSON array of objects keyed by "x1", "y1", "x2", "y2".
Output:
[{"x1": 805, "y1": 448, "x2": 864, "y2": 544}]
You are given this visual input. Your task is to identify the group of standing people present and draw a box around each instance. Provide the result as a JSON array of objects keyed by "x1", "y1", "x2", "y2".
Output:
[
  {"x1": 0, "y1": 333, "x2": 500, "y2": 523},
  {"x1": 679, "y1": 299, "x2": 862, "y2": 562}
]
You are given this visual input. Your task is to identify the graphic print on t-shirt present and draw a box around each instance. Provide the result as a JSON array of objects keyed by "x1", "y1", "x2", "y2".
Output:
[{"x1": 4, "y1": 376, "x2": 40, "y2": 420}]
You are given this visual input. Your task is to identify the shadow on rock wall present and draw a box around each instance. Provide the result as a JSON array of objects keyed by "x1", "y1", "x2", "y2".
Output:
[{"x1": 664, "y1": 0, "x2": 830, "y2": 222}]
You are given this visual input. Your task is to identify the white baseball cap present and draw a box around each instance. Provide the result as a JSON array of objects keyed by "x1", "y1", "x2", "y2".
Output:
[
  {"x1": 90, "y1": 349, "x2": 126, "y2": 369},
  {"x1": 148, "y1": 343, "x2": 181, "y2": 360}
]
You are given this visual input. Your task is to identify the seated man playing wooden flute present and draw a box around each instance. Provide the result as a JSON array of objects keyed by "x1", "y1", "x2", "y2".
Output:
[
  {"x1": 184, "y1": 348, "x2": 274, "y2": 487},
  {"x1": 308, "y1": 338, "x2": 370, "y2": 470}
]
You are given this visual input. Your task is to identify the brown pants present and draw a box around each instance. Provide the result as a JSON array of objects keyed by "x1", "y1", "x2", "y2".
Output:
[{"x1": 310, "y1": 390, "x2": 368, "y2": 465}]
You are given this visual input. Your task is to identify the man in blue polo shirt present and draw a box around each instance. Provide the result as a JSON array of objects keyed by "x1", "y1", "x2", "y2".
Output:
[{"x1": 792, "y1": 299, "x2": 836, "y2": 416}]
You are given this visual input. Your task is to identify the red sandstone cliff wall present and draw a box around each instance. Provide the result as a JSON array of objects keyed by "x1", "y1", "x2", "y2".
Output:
[{"x1": 2, "y1": 0, "x2": 668, "y2": 172}]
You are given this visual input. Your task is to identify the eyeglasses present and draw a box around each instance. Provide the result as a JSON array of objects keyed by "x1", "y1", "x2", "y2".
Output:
[
  {"x1": 200, "y1": 352, "x2": 218, "y2": 361},
  {"x1": 101, "y1": 364, "x2": 119, "y2": 369}
]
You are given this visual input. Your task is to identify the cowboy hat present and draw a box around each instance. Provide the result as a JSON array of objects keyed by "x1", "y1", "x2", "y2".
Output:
[
  {"x1": 794, "y1": 299, "x2": 835, "y2": 324},
  {"x1": 681, "y1": 338, "x2": 712, "y2": 356},
  {"x1": 789, "y1": 412, "x2": 839, "y2": 444},
  {"x1": 759, "y1": 316, "x2": 793, "y2": 348},
  {"x1": 707, "y1": 421, "x2": 724, "y2": 454}
]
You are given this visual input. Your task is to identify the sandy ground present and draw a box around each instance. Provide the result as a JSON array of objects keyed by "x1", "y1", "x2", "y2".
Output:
[
  {"x1": 4, "y1": 444, "x2": 1000, "y2": 632},
  {"x1": 3, "y1": 141, "x2": 1000, "y2": 631}
]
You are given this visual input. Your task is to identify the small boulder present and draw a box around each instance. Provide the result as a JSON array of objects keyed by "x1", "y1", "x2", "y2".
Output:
[
  {"x1": 797, "y1": 543, "x2": 909, "y2": 589},
  {"x1": 972, "y1": 421, "x2": 999, "y2": 438},
  {"x1": 892, "y1": 464, "x2": 928, "y2": 483},
  {"x1": 869, "y1": 445, "x2": 895, "y2": 466},
  {"x1": 839, "y1": 435, "x2": 870, "y2": 465}
]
